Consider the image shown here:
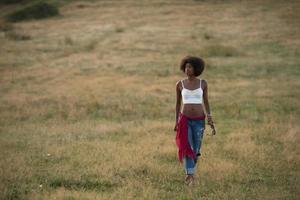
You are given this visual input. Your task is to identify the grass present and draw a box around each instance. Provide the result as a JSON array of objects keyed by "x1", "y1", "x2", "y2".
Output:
[
  {"x1": 5, "y1": 1, "x2": 59, "y2": 22},
  {"x1": 0, "y1": 0, "x2": 299, "y2": 199}
]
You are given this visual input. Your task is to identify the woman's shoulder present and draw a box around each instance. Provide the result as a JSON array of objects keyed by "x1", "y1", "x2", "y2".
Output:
[
  {"x1": 175, "y1": 79, "x2": 184, "y2": 90},
  {"x1": 176, "y1": 79, "x2": 184, "y2": 85},
  {"x1": 200, "y1": 79, "x2": 208, "y2": 88},
  {"x1": 200, "y1": 78, "x2": 207, "y2": 83}
]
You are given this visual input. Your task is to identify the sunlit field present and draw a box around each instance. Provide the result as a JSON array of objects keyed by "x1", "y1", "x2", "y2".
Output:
[{"x1": 0, "y1": 0, "x2": 299, "y2": 199}]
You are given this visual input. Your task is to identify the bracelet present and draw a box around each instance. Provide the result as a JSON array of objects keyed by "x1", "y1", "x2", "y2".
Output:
[{"x1": 207, "y1": 113, "x2": 212, "y2": 117}]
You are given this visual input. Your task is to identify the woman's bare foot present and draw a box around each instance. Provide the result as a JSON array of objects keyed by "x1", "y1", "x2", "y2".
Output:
[{"x1": 185, "y1": 175, "x2": 194, "y2": 186}]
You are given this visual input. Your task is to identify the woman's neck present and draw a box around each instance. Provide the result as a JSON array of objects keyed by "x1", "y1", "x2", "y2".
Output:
[{"x1": 187, "y1": 76, "x2": 196, "y2": 81}]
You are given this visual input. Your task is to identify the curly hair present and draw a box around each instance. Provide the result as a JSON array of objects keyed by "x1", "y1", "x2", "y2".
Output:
[{"x1": 180, "y1": 56, "x2": 205, "y2": 76}]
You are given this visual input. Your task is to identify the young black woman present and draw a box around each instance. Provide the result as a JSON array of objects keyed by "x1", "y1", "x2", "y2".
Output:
[{"x1": 174, "y1": 56, "x2": 215, "y2": 186}]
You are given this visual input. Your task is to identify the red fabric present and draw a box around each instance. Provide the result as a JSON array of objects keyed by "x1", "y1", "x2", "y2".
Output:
[{"x1": 175, "y1": 112, "x2": 206, "y2": 164}]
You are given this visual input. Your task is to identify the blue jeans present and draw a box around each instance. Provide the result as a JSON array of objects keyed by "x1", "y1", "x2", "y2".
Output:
[{"x1": 183, "y1": 119, "x2": 206, "y2": 175}]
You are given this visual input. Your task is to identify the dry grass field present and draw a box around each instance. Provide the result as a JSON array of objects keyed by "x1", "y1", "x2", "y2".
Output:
[{"x1": 0, "y1": 0, "x2": 299, "y2": 199}]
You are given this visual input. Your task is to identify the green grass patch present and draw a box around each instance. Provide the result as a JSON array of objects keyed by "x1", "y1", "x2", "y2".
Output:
[
  {"x1": 201, "y1": 44, "x2": 242, "y2": 57},
  {"x1": 6, "y1": 1, "x2": 59, "y2": 22},
  {"x1": 0, "y1": 0, "x2": 26, "y2": 4}
]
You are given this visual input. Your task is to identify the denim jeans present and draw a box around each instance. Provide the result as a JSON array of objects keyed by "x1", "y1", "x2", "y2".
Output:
[{"x1": 183, "y1": 119, "x2": 206, "y2": 175}]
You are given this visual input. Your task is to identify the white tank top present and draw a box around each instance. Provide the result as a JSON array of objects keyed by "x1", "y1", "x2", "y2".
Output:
[{"x1": 181, "y1": 79, "x2": 203, "y2": 104}]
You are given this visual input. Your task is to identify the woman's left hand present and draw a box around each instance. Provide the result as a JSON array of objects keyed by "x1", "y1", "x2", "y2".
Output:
[
  {"x1": 207, "y1": 115, "x2": 214, "y2": 126},
  {"x1": 207, "y1": 116, "x2": 216, "y2": 135}
]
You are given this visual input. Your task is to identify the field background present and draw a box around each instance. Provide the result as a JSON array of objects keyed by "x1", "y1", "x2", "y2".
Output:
[{"x1": 0, "y1": 0, "x2": 299, "y2": 199}]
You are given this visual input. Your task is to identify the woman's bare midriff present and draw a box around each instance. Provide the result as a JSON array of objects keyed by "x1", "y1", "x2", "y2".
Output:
[{"x1": 182, "y1": 104, "x2": 206, "y2": 117}]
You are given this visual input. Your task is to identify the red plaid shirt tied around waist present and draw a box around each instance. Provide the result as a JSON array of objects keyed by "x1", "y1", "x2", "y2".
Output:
[{"x1": 175, "y1": 112, "x2": 206, "y2": 164}]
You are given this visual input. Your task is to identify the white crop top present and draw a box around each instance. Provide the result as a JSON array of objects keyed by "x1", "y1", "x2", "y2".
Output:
[{"x1": 181, "y1": 79, "x2": 203, "y2": 104}]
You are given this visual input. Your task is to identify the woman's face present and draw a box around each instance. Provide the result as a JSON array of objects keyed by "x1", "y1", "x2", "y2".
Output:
[{"x1": 185, "y1": 63, "x2": 194, "y2": 76}]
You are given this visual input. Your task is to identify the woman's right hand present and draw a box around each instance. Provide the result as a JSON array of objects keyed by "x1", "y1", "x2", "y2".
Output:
[{"x1": 173, "y1": 123, "x2": 178, "y2": 132}]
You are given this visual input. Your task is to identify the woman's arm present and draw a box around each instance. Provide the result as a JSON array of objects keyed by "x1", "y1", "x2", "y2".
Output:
[
  {"x1": 174, "y1": 81, "x2": 182, "y2": 131},
  {"x1": 203, "y1": 80, "x2": 214, "y2": 125}
]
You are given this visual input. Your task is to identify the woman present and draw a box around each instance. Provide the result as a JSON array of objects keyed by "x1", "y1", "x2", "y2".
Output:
[{"x1": 174, "y1": 55, "x2": 215, "y2": 186}]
